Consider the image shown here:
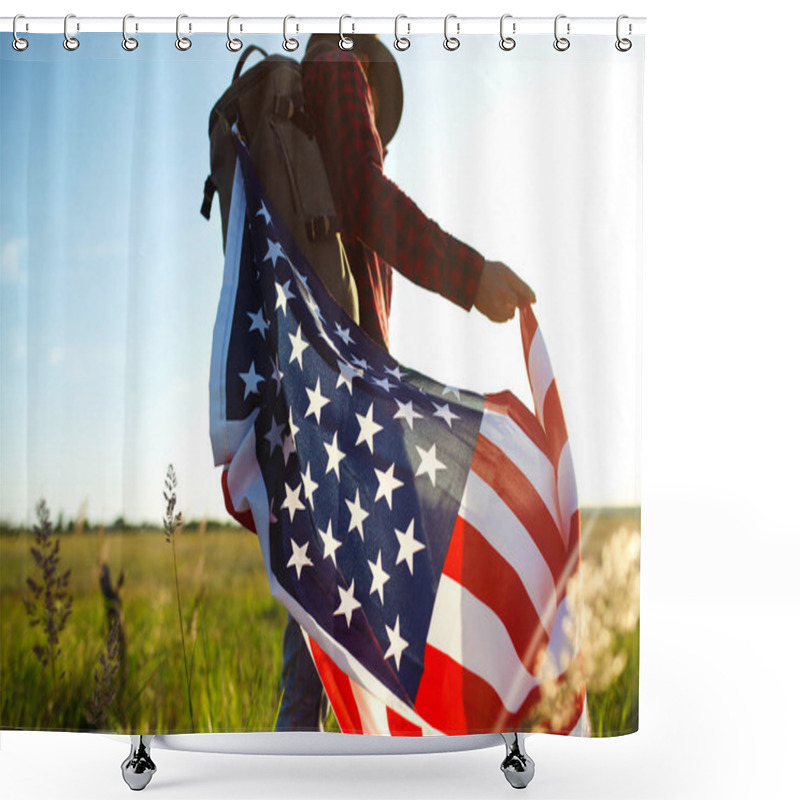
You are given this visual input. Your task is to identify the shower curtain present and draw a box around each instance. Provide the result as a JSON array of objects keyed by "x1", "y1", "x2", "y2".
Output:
[{"x1": 0, "y1": 23, "x2": 643, "y2": 739}]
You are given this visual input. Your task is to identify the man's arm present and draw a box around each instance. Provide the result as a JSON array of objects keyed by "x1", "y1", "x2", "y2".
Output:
[{"x1": 303, "y1": 51, "x2": 486, "y2": 311}]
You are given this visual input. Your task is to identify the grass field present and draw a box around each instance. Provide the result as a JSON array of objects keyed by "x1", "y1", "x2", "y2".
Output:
[{"x1": 0, "y1": 508, "x2": 639, "y2": 736}]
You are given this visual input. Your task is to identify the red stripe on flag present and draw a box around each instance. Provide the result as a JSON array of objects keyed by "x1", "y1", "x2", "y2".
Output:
[
  {"x1": 386, "y1": 707, "x2": 423, "y2": 736},
  {"x1": 416, "y1": 644, "x2": 590, "y2": 734},
  {"x1": 485, "y1": 390, "x2": 550, "y2": 458},
  {"x1": 307, "y1": 636, "x2": 364, "y2": 734},
  {"x1": 520, "y1": 305, "x2": 539, "y2": 357},
  {"x1": 443, "y1": 517, "x2": 551, "y2": 672},
  {"x1": 221, "y1": 466, "x2": 257, "y2": 534},
  {"x1": 470, "y1": 434, "x2": 568, "y2": 583},
  {"x1": 414, "y1": 644, "x2": 505, "y2": 733},
  {"x1": 569, "y1": 509, "x2": 581, "y2": 555},
  {"x1": 542, "y1": 384, "x2": 568, "y2": 465}
]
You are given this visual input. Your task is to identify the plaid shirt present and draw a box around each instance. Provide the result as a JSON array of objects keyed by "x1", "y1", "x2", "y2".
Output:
[{"x1": 302, "y1": 49, "x2": 485, "y2": 350}]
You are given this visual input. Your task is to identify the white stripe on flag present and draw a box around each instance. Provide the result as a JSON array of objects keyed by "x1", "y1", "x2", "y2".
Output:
[
  {"x1": 569, "y1": 698, "x2": 592, "y2": 737},
  {"x1": 350, "y1": 680, "x2": 390, "y2": 735},
  {"x1": 459, "y1": 472, "x2": 559, "y2": 633},
  {"x1": 225, "y1": 411, "x2": 266, "y2": 516},
  {"x1": 427, "y1": 575, "x2": 539, "y2": 714},
  {"x1": 538, "y1": 596, "x2": 578, "y2": 680},
  {"x1": 480, "y1": 408, "x2": 561, "y2": 530},
  {"x1": 557, "y1": 441, "x2": 579, "y2": 539},
  {"x1": 526, "y1": 327, "x2": 554, "y2": 422},
  {"x1": 209, "y1": 158, "x2": 249, "y2": 466}
]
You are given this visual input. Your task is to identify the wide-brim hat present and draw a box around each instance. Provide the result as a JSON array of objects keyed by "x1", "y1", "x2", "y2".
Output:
[{"x1": 304, "y1": 34, "x2": 404, "y2": 147}]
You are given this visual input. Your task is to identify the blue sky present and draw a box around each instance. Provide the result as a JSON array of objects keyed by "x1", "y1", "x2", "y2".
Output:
[{"x1": 1, "y1": 32, "x2": 642, "y2": 525}]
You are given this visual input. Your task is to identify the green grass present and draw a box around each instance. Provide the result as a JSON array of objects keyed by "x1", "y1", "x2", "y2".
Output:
[
  {"x1": 1, "y1": 509, "x2": 639, "y2": 736},
  {"x1": 1, "y1": 527, "x2": 286, "y2": 733},
  {"x1": 586, "y1": 624, "x2": 640, "y2": 736}
]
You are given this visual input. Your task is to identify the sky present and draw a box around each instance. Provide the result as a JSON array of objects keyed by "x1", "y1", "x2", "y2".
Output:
[{"x1": 0, "y1": 32, "x2": 642, "y2": 525}]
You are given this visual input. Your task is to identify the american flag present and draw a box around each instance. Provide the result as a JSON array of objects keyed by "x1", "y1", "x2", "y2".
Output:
[{"x1": 209, "y1": 137, "x2": 588, "y2": 736}]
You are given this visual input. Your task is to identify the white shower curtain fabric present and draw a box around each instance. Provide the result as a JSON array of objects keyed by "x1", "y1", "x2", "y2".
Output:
[{"x1": 0, "y1": 30, "x2": 643, "y2": 738}]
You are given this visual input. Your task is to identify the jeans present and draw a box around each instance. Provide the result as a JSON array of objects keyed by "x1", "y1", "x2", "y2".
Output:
[{"x1": 275, "y1": 613, "x2": 328, "y2": 731}]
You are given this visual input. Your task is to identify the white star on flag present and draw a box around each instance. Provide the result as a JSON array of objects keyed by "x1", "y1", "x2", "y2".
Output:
[
  {"x1": 255, "y1": 199, "x2": 269, "y2": 223},
  {"x1": 374, "y1": 463, "x2": 403, "y2": 510},
  {"x1": 393, "y1": 398, "x2": 422, "y2": 430},
  {"x1": 415, "y1": 443, "x2": 447, "y2": 487},
  {"x1": 281, "y1": 482, "x2": 305, "y2": 522},
  {"x1": 239, "y1": 361, "x2": 264, "y2": 400},
  {"x1": 269, "y1": 356, "x2": 283, "y2": 396},
  {"x1": 300, "y1": 462, "x2": 318, "y2": 510},
  {"x1": 264, "y1": 417, "x2": 285, "y2": 456},
  {"x1": 345, "y1": 488, "x2": 370, "y2": 540},
  {"x1": 334, "y1": 321, "x2": 354, "y2": 346},
  {"x1": 442, "y1": 385, "x2": 461, "y2": 401},
  {"x1": 369, "y1": 375, "x2": 395, "y2": 393},
  {"x1": 317, "y1": 520, "x2": 342, "y2": 567},
  {"x1": 287, "y1": 408, "x2": 300, "y2": 441},
  {"x1": 384, "y1": 365, "x2": 407, "y2": 381},
  {"x1": 368, "y1": 550, "x2": 390, "y2": 605},
  {"x1": 432, "y1": 402, "x2": 459, "y2": 428},
  {"x1": 334, "y1": 579, "x2": 362, "y2": 627},
  {"x1": 247, "y1": 307, "x2": 269, "y2": 338},
  {"x1": 394, "y1": 519, "x2": 425, "y2": 575},
  {"x1": 304, "y1": 377, "x2": 330, "y2": 423},
  {"x1": 264, "y1": 238, "x2": 284, "y2": 267},
  {"x1": 351, "y1": 356, "x2": 371, "y2": 372},
  {"x1": 323, "y1": 431, "x2": 346, "y2": 480},
  {"x1": 275, "y1": 278, "x2": 295, "y2": 314},
  {"x1": 335, "y1": 359, "x2": 363, "y2": 395},
  {"x1": 286, "y1": 539, "x2": 313, "y2": 579},
  {"x1": 355, "y1": 403, "x2": 383, "y2": 453},
  {"x1": 288, "y1": 324, "x2": 309, "y2": 369},
  {"x1": 384, "y1": 615, "x2": 409, "y2": 670}
]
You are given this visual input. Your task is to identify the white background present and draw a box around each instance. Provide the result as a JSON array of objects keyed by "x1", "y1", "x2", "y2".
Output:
[{"x1": 1, "y1": 1, "x2": 798, "y2": 799}]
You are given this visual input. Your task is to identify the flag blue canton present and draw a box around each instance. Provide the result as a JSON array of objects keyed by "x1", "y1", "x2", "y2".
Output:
[{"x1": 224, "y1": 139, "x2": 486, "y2": 703}]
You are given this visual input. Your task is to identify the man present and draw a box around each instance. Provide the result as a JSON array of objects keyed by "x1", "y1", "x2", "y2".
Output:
[{"x1": 275, "y1": 33, "x2": 536, "y2": 731}]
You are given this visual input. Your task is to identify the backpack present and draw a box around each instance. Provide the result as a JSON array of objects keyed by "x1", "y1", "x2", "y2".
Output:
[{"x1": 201, "y1": 45, "x2": 359, "y2": 322}]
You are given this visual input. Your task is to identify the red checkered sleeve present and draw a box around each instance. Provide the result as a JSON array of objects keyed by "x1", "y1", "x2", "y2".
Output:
[{"x1": 302, "y1": 50, "x2": 485, "y2": 311}]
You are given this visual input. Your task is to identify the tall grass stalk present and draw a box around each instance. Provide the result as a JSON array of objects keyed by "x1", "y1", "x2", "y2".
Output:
[
  {"x1": 22, "y1": 498, "x2": 73, "y2": 722},
  {"x1": 163, "y1": 464, "x2": 195, "y2": 731}
]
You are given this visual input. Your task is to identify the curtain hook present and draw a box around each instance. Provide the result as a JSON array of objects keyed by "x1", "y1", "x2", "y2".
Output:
[
  {"x1": 176, "y1": 14, "x2": 192, "y2": 51},
  {"x1": 12, "y1": 15, "x2": 29, "y2": 51},
  {"x1": 553, "y1": 14, "x2": 570, "y2": 51},
  {"x1": 227, "y1": 15, "x2": 243, "y2": 52},
  {"x1": 394, "y1": 14, "x2": 410, "y2": 51},
  {"x1": 444, "y1": 14, "x2": 460, "y2": 51},
  {"x1": 122, "y1": 15, "x2": 138, "y2": 51},
  {"x1": 615, "y1": 15, "x2": 632, "y2": 51},
  {"x1": 283, "y1": 15, "x2": 299, "y2": 52},
  {"x1": 63, "y1": 13, "x2": 80, "y2": 51},
  {"x1": 339, "y1": 14, "x2": 354, "y2": 50},
  {"x1": 500, "y1": 14, "x2": 516, "y2": 51}
]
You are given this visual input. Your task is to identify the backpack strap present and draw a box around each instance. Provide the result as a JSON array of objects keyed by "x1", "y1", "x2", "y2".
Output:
[{"x1": 232, "y1": 45, "x2": 270, "y2": 82}]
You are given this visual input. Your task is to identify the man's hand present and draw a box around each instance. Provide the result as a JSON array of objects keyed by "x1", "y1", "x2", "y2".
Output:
[{"x1": 473, "y1": 260, "x2": 537, "y2": 322}]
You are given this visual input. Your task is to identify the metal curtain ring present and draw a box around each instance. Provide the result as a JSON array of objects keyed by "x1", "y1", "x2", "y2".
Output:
[
  {"x1": 12, "y1": 15, "x2": 29, "y2": 51},
  {"x1": 122, "y1": 15, "x2": 138, "y2": 51},
  {"x1": 339, "y1": 14, "x2": 354, "y2": 50},
  {"x1": 615, "y1": 14, "x2": 632, "y2": 51},
  {"x1": 283, "y1": 15, "x2": 299, "y2": 52},
  {"x1": 227, "y1": 15, "x2": 243, "y2": 52},
  {"x1": 500, "y1": 14, "x2": 516, "y2": 51},
  {"x1": 553, "y1": 14, "x2": 570, "y2": 51},
  {"x1": 444, "y1": 14, "x2": 460, "y2": 51},
  {"x1": 176, "y1": 14, "x2": 192, "y2": 51},
  {"x1": 63, "y1": 13, "x2": 79, "y2": 51},
  {"x1": 394, "y1": 14, "x2": 410, "y2": 51}
]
